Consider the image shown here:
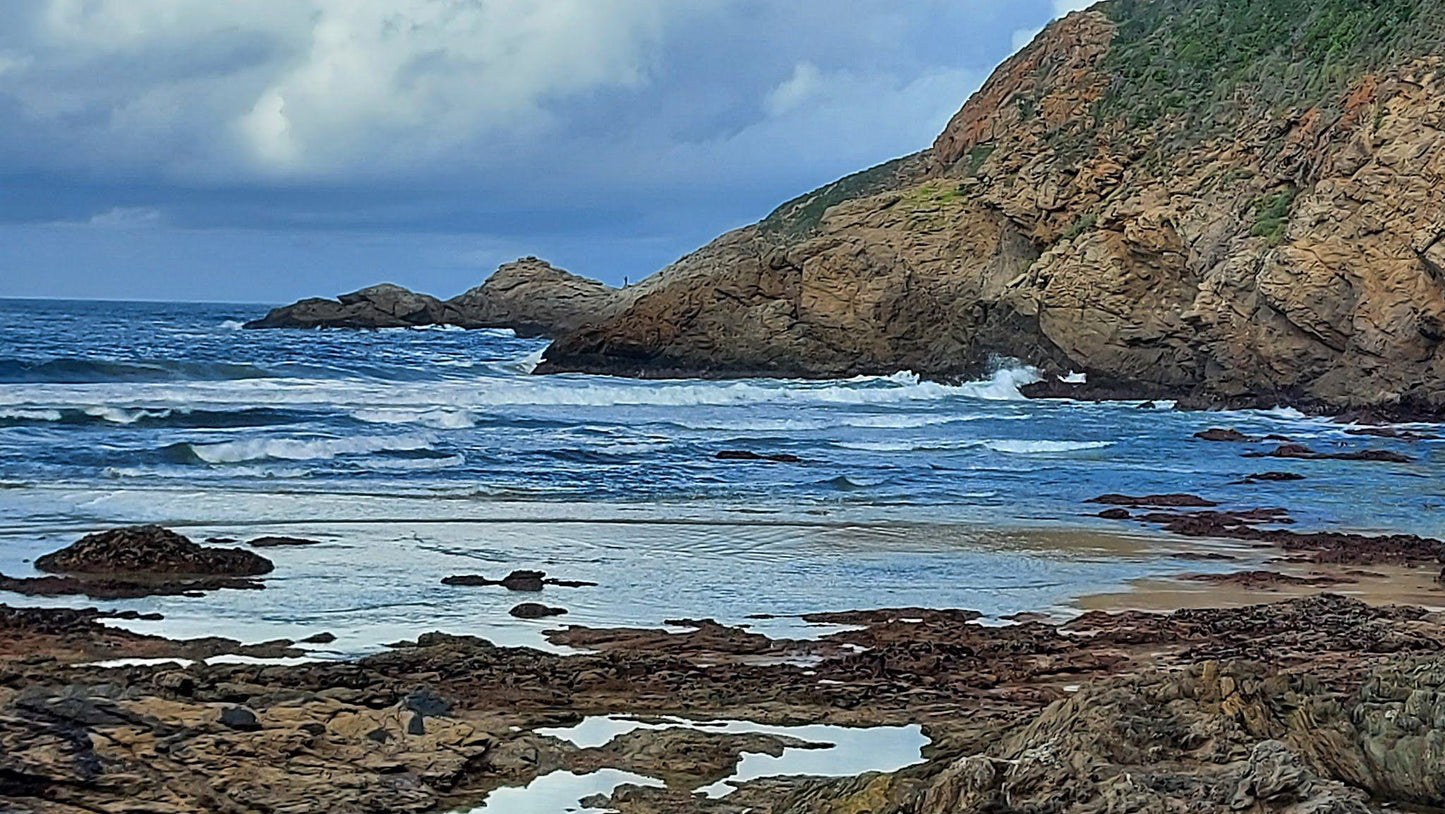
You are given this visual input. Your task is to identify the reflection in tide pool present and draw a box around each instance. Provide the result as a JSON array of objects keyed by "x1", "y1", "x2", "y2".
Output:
[{"x1": 465, "y1": 716, "x2": 929, "y2": 811}]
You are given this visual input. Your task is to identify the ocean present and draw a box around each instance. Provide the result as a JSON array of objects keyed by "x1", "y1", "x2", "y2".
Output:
[{"x1": 0, "y1": 298, "x2": 1439, "y2": 654}]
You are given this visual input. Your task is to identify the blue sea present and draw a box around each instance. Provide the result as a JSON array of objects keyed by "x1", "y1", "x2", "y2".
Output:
[{"x1": 0, "y1": 298, "x2": 1441, "y2": 654}]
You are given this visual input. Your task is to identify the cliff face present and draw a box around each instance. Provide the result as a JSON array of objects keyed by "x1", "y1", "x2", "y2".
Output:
[
  {"x1": 539, "y1": 0, "x2": 1445, "y2": 414},
  {"x1": 245, "y1": 258, "x2": 628, "y2": 337}
]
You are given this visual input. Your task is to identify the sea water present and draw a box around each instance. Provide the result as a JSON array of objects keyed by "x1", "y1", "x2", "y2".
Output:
[{"x1": 0, "y1": 298, "x2": 1440, "y2": 653}]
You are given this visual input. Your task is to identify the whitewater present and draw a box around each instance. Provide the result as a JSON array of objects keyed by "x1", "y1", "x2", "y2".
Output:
[{"x1": 0, "y1": 297, "x2": 1439, "y2": 655}]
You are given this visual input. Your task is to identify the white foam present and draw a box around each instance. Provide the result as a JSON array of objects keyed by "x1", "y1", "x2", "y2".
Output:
[
  {"x1": 1061, "y1": 371, "x2": 1087, "y2": 384},
  {"x1": 84, "y1": 406, "x2": 172, "y2": 424},
  {"x1": 220, "y1": 320, "x2": 245, "y2": 330},
  {"x1": 835, "y1": 438, "x2": 1111, "y2": 454},
  {"x1": 187, "y1": 434, "x2": 435, "y2": 464},
  {"x1": 0, "y1": 365, "x2": 1043, "y2": 412},
  {"x1": 513, "y1": 348, "x2": 546, "y2": 374},
  {"x1": 980, "y1": 439, "x2": 1111, "y2": 454},
  {"x1": 351, "y1": 408, "x2": 475, "y2": 429},
  {"x1": 0, "y1": 408, "x2": 62, "y2": 421}
]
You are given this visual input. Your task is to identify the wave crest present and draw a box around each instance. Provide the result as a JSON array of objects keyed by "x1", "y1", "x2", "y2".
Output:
[{"x1": 177, "y1": 434, "x2": 437, "y2": 464}]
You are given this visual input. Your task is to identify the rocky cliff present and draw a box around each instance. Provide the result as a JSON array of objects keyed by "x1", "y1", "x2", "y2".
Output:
[
  {"x1": 538, "y1": 0, "x2": 1445, "y2": 415},
  {"x1": 245, "y1": 258, "x2": 627, "y2": 338}
]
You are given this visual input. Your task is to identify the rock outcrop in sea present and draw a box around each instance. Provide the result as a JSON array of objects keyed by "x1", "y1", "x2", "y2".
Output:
[
  {"x1": 245, "y1": 257, "x2": 628, "y2": 337},
  {"x1": 534, "y1": 0, "x2": 1445, "y2": 416}
]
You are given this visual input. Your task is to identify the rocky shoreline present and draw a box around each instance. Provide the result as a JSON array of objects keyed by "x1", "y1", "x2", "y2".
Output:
[
  {"x1": 5, "y1": 588, "x2": 1445, "y2": 813},
  {"x1": 4, "y1": 486, "x2": 1445, "y2": 813}
]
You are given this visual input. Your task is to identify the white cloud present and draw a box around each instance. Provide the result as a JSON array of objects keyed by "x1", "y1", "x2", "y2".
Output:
[
  {"x1": 765, "y1": 62, "x2": 823, "y2": 117},
  {"x1": 232, "y1": 0, "x2": 695, "y2": 175},
  {"x1": 7, "y1": 0, "x2": 708, "y2": 178},
  {"x1": 72, "y1": 207, "x2": 166, "y2": 229}
]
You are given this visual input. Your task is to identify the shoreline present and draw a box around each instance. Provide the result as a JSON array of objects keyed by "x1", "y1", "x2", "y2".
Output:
[
  {"x1": 4, "y1": 506, "x2": 1445, "y2": 812},
  {"x1": 5, "y1": 587, "x2": 1444, "y2": 812}
]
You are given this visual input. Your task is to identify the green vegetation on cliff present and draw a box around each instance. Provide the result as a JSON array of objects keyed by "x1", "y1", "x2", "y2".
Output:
[{"x1": 1100, "y1": 0, "x2": 1444, "y2": 130}]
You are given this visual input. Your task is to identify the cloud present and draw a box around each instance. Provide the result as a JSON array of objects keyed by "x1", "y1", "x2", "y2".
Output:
[
  {"x1": 0, "y1": 0, "x2": 1070, "y2": 298},
  {"x1": 86, "y1": 206, "x2": 164, "y2": 228},
  {"x1": 2, "y1": 0, "x2": 706, "y2": 179},
  {"x1": 765, "y1": 62, "x2": 824, "y2": 117},
  {"x1": 232, "y1": 0, "x2": 698, "y2": 175}
]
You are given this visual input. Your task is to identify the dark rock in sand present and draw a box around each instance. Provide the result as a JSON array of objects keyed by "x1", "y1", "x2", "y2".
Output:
[
  {"x1": 509, "y1": 603, "x2": 568, "y2": 619},
  {"x1": 1183, "y1": 570, "x2": 1358, "y2": 589},
  {"x1": 716, "y1": 450, "x2": 803, "y2": 463},
  {"x1": 1102, "y1": 502, "x2": 1445, "y2": 567},
  {"x1": 1174, "y1": 552, "x2": 1239, "y2": 561},
  {"x1": 247, "y1": 536, "x2": 323, "y2": 548},
  {"x1": 1193, "y1": 427, "x2": 1255, "y2": 443},
  {"x1": 1090, "y1": 493, "x2": 1219, "y2": 508},
  {"x1": 36, "y1": 525, "x2": 273, "y2": 577}
]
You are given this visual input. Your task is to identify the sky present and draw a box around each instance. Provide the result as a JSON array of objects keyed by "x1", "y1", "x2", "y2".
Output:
[{"x1": 0, "y1": 0, "x2": 1092, "y2": 303}]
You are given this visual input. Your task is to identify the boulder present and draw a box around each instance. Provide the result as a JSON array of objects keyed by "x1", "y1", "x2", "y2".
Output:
[{"x1": 35, "y1": 525, "x2": 273, "y2": 577}]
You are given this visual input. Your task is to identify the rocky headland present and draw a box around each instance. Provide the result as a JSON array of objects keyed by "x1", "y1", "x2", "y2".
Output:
[
  {"x1": 532, "y1": 0, "x2": 1445, "y2": 417},
  {"x1": 244, "y1": 257, "x2": 630, "y2": 337},
  {"x1": 252, "y1": 1, "x2": 1445, "y2": 418}
]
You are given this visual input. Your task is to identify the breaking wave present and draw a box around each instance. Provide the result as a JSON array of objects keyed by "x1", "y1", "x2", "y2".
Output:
[
  {"x1": 351, "y1": 408, "x2": 476, "y2": 430},
  {"x1": 171, "y1": 434, "x2": 437, "y2": 464}
]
